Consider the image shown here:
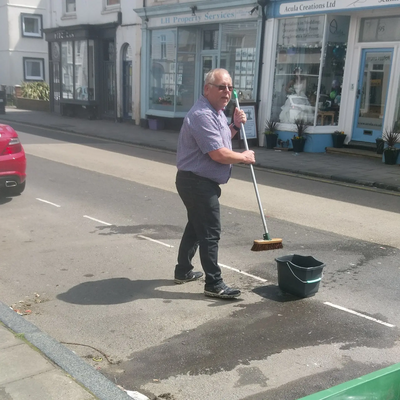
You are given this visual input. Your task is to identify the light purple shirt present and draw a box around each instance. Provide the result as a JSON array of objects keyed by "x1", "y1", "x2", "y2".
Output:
[{"x1": 176, "y1": 96, "x2": 232, "y2": 184}]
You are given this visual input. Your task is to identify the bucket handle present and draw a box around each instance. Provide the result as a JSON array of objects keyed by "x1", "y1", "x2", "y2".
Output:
[{"x1": 286, "y1": 263, "x2": 321, "y2": 284}]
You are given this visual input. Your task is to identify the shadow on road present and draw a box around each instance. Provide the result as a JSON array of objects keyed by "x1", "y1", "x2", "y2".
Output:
[
  {"x1": 57, "y1": 277, "x2": 242, "y2": 305},
  {"x1": 252, "y1": 284, "x2": 304, "y2": 303}
]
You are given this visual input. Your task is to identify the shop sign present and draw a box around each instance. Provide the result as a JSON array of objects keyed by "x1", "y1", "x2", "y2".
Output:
[
  {"x1": 48, "y1": 31, "x2": 75, "y2": 40},
  {"x1": 148, "y1": 8, "x2": 256, "y2": 28},
  {"x1": 279, "y1": 0, "x2": 400, "y2": 16}
]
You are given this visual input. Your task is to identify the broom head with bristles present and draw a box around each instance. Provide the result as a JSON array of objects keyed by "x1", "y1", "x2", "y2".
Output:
[{"x1": 251, "y1": 238, "x2": 283, "y2": 252}]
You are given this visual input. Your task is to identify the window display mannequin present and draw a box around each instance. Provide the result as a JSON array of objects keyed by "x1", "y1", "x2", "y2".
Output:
[
  {"x1": 285, "y1": 67, "x2": 306, "y2": 96},
  {"x1": 279, "y1": 67, "x2": 313, "y2": 123}
]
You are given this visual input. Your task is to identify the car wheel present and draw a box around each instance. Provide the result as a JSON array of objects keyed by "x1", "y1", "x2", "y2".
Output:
[{"x1": 7, "y1": 180, "x2": 26, "y2": 196}]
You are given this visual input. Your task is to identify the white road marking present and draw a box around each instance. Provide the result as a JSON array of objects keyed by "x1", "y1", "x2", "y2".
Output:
[
  {"x1": 83, "y1": 215, "x2": 113, "y2": 226},
  {"x1": 219, "y1": 263, "x2": 268, "y2": 283},
  {"x1": 138, "y1": 235, "x2": 174, "y2": 248},
  {"x1": 324, "y1": 302, "x2": 395, "y2": 328},
  {"x1": 23, "y1": 142, "x2": 400, "y2": 248},
  {"x1": 36, "y1": 198, "x2": 61, "y2": 208}
]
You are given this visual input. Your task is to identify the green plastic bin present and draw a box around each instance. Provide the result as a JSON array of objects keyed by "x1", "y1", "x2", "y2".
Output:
[{"x1": 297, "y1": 362, "x2": 400, "y2": 399}]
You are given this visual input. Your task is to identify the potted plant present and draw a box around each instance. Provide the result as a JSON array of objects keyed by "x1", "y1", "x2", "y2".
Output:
[
  {"x1": 156, "y1": 96, "x2": 172, "y2": 105},
  {"x1": 16, "y1": 81, "x2": 50, "y2": 112},
  {"x1": 382, "y1": 127, "x2": 400, "y2": 165},
  {"x1": 331, "y1": 130, "x2": 346, "y2": 148},
  {"x1": 291, "y1": 119, "x2": 310, "y2": 152},
  {"x1": 264, "y1": 119, "x2": 279, "y2": 149}
]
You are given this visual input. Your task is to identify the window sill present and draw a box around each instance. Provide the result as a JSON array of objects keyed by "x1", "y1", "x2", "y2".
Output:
[
  {"x1": 22, "y1": 34, "x2": 43, "y2": 39},
  {"x1": 101, "y1": 6, "x2": 121, "y2": 15},
  {"x1": 61, "y1": 13, "x2": 77, "y2": 20}
]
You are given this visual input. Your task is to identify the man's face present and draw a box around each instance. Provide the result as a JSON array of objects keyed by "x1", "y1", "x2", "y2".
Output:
[{"x1": 204, "y1": 71, "x2": 233, "y2": 112}]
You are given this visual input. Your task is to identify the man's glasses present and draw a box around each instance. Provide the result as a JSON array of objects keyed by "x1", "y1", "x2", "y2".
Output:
[{"x1": 208, "y1": 83, "x2": 234, "y2": 92}]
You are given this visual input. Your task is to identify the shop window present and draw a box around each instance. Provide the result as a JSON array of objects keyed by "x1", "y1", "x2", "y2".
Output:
[
  {"x1": 160, "y1": 35, "x2": 167, "y2": 59},
  {"x1": 393, "y1": 82, "x2": 400, "y2": 131},
  {"x1": 271, "y1": 15, "x2": 349, "y2": 127},
  {"x1": 150, "y1": 29, "x2": 177, "y2": 110},
  {"x1": 23, "y1": 58, "x2": 44, "y2": 81},
  {"x1": 61, "y1": 41, "x2": 73, "y2": 98},
  {"x1": 221, "y1": 22, "x2": 258, "y2": 102},
  {"x1": 176, "y1": 28, "x2": 197, "y2": 112},
  {"x1": 60, "y1": 40, "x2": 95, "y2": 101},
  {"x1": 21, "y1": 14, "x2": 42, "y2": 38},
  {"x1": 360, "y1": 16, "x2": 400, "y2": 42},
  {"x1": 74, "y1": 41, "x2": 89, "y2": 100},
  {"x1": 148, "y1": 22, "x2": 258, "y2": 113},
  {"x1": 203, "y1": 27, "x2": 219, "y2": 50},
  {"x1": 88, "y1": 40, "x2": 95, "y2": 100},
  {"x1": 319, "y1": 16, "x2": 350, "y2": 126}
]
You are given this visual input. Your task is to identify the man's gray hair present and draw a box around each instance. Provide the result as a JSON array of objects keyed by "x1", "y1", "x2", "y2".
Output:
[{"x1": 204, "y1": 68, "x2": 230, "y2": 85}]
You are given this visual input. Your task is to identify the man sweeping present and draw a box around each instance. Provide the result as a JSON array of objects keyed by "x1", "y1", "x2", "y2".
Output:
[{"x1": 174, "y1": 68, "x2": 255, "y2": 299}]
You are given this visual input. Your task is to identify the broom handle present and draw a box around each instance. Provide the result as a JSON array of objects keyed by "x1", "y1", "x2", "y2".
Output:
[{"x1": 234, "y1": 97, "x2": 271, "y2": 240}]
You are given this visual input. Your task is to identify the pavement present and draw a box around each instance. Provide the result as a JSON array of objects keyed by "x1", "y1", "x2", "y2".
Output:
[{"x1": 0, "y1": 106, "x2": 399, "y2": 400}]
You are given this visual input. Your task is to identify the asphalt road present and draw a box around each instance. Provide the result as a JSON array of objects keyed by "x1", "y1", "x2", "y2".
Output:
[{"x1": 1, "y1": 126, "x2": 399, "y2": 400}]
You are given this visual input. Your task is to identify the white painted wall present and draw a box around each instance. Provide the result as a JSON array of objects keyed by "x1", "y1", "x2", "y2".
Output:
[
  {"x1": 116, "y1": 1, "x2": 142, "y2": 123},
  {"x1": 48, "y1": 0, "x2": 127, "y2": 27},
  {"x1": 0, "y1": 0, "x2": 49, "y2": 87},
  {"x1": 46, "y1": 0, "x2": 142, "y2": 122}
]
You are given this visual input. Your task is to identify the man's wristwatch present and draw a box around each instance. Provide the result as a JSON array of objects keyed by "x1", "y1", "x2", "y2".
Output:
[{"x1": 232, "y1": 124, "x2": 241, "y2": 132}]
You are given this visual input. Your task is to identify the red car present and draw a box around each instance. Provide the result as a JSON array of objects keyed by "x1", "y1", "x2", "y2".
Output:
[{"x1": 0, "y1": 124, "x2": 26, "y2": 196}]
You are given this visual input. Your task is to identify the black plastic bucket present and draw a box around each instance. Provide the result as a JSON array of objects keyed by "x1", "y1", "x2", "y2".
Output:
[{"x1": 275, "y1": 254, "x2": 325, "y2": 298}]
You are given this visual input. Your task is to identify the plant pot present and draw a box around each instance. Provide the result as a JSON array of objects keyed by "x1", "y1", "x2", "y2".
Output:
[
  {"x1": 332, "y1": 133, "x2": 346, "y2": 148},
  {"x1": 291, "y1": 138, "x2": 306, "y2": 153},
  {"x1": 376, "y1": 138, "x2": 384, "y2": 155},
  {"x1": 148, "y1": 118, "x2": 165, "y2": 130},
  {"x1": 384, "y1": 149, "x2": 399, "y2": 165},
  {"x1": 265, "y1": 133, "x2": 278, "y2": 149}
]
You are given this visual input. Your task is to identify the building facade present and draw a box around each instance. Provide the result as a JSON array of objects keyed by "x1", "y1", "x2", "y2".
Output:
[
  {"x1": 134, "y1": 0, "x2": 264, "y2": 128},
  {"x1": 135, "y1": 0, "x2": 400, "y2": 159},
  {"x1": 44, "y1": 0, "x2": 142, "y2": 123},
  {"x1": 0, "y1": 0, "x2": 48, "y2": 89},
  {"x1": 259, "y1": 0, "x2": 400, "y2": 154}
]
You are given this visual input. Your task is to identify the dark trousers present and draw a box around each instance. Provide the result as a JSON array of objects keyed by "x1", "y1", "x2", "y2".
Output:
[{"x1": 175, "y1": 170, "x2": 223, "y2": 288}]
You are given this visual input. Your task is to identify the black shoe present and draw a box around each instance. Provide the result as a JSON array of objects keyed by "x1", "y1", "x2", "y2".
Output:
[
  {"x1": 174, "y1": 271, "x2": 203, "y2": 284},
  {"x1": 204, "y1": 283, "x2": 241, "y2": 299}
]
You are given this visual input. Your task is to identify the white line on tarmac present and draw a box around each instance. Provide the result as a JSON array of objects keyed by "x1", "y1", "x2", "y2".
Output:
[
  {"x1": 219, "y1": 263, "x2": 268, "y2": 283},
  {"x1": 138, "y1": 235, "x2": 174, "y2": 248},
  {"x1": 83, "y1": 215, "x2": 113, "y2": 226},
  {"x1": 324, "y1": 302, "x2": 395, "y2": 328},
  {"x1": 36, "y1": 198, "x2": 61, "y2": 207}
]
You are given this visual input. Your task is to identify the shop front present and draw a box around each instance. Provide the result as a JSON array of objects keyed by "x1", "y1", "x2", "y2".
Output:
[
  {"x1": 134, "y1": 1, "x2": 263, "y2": 129},
  {"x1": 45, "y1": 24, "x2": 118, "y2": 119},
  {"x1": 260, "y1": 0, "x2": 400, "y2": 153}
]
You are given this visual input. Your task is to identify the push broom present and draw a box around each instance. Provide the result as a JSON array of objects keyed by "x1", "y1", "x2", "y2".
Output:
[{"x1": 232, "y1": 89, "x2": 283, "y2": 251}]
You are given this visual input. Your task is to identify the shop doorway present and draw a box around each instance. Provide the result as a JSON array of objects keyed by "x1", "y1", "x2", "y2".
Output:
[{"x1": 352, "y1": 49, "x2": 393, "y2": 142}]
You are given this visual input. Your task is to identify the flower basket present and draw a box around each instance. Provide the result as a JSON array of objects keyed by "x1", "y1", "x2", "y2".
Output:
[{"x1": 332, "y1": 132, "x2": 346, "y2": 148}]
